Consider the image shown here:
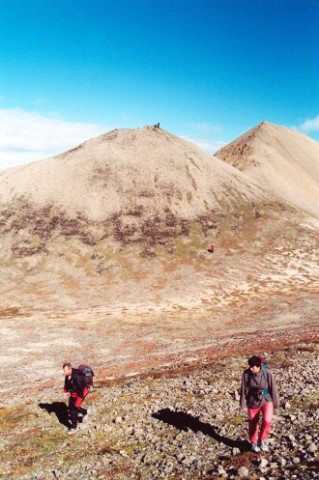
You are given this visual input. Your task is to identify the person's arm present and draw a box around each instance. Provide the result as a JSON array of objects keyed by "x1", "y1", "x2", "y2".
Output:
[
  {"x1": 240, "y1": 372, "x2": 248, "y2": 409},
  {"x1": 267, "y1": 371, "x2": 279, "y2": 408},
  {"x1": 64, "y1": 377, "x2": 70, "y2": 398}
]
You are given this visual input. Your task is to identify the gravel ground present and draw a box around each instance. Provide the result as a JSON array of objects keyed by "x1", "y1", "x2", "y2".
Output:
[{"x1": 1, "y1": 343, "x2": 318, "y2": 479}]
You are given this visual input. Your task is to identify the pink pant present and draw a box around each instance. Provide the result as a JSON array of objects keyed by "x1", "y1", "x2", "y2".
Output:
[
  {"x1": 69, "y1": 386, "x2": 89, "y2": 408},
  {"x1": 247, "y1": 401, "x2": 273, "y2": 444}
]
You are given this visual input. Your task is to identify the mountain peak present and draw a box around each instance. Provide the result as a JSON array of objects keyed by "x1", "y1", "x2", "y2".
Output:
[{"x1": 216, "y1": 121, "x2": 319, "y2": 219}]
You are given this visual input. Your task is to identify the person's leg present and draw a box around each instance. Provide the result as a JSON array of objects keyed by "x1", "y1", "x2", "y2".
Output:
[
  {"x1": 68, "y1": 396, "x2": 78, "y2": 428},
  {"x1": 73, "y1": 394, "x2": 85, "y2": 420},
  {"x1": 248, "y1": 407, "x2": 261, "y2": 445},
  {"x1": 74, "y1": 395, "x2": 83, "y2": 409},
  {"x1": 259, "y1": 401, "x2": 273, "y2": 443},
  {"x1": 75, "y1": 388, "x2": 89, "y2": 416}
]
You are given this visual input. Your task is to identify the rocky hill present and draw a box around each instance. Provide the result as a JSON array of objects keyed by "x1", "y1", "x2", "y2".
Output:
[
  {"x1": 0, "y1": 124, "x2": 312, "y2": 310},
  {"x1": 216, "y1": 122, "x2": 319, "y2": 219},
  {"x1": 0, "y1": 124, "x2": 269, "y2": 261}
]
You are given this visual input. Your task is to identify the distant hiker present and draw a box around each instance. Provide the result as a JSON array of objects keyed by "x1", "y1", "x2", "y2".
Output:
[
  {"x1": 207, "y1": 243, "x2": 214, "y2": 253},
  {"x1": 240, "y1": 356, "x2": 279, "y2": 452},
  {"x1": 63, "y1": 362, "x2": 94, "y2": 432}
]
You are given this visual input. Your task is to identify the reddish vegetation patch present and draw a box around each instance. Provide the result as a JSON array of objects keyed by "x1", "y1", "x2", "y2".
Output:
[
  {"x1": 95, "y1": 326, "x2": 319, "y2": 388},
  {"x1": 0, "y1": 307, "x2": 25, "y2": 318}
]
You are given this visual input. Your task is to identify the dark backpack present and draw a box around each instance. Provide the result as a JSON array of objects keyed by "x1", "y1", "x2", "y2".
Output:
[{"x1": 78, "y1": 364, "x2": 94, "y2": 387}]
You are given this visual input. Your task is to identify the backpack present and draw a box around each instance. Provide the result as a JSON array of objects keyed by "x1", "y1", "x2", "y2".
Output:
[
  {"x1": 259, "y1": 355, "x2": 270, "y2": 371},
  {"x1": 259, "y1": 356, "x2": 271, "y2": 398},
  {"x1": 78, "y1": 364, "x2": 94, "y2": 387}
]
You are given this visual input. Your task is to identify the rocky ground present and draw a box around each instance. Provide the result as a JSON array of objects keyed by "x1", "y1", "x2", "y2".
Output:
[{"x1": 1, "y1": 342, "x2": 318, "y2": 479}]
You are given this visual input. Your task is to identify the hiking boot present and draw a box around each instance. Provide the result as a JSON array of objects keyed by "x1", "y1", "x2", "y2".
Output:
[
  {"x1": 81, "y1": 413, "x2": 88, "y2": 424},
  {"x1": 251, "y1": 443, "x2": 260, "y2": 453},
  {"x1": 260, "y1": 441, "x2": 269, "y2": 452},
  {"x1": 68, "y1": 423, "x2": 77, "y2": 434}
]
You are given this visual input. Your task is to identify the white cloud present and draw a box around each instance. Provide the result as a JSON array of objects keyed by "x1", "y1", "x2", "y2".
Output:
[
  {"x1": 298, "y1": 114, "x2": 319, "y2": 133},
  {"x1": 182, "y1": 121, "x2": 225, "y2": 153},
  {"x1": 183, "y1": 136, "x2": 225, "y2": 153},
  {"x1": 0, "y1": 108, "x2": 226, "y2": 170},
  {"x1": 0, "y1": 108, "x2": 108, "y2": 169}
]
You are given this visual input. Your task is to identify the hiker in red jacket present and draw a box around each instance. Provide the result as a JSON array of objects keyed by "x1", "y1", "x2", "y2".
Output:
[
  {"x1": 240, "y1": 356, "x2": 279, "y2": 452},
  {"x1": 63, "y1": 362, "x2": 92, "y2": 431}
]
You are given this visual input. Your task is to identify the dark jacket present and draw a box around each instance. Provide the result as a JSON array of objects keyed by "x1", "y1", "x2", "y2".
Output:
[
  {"x1": 64, "y1": 368, "x2": 86, "y2": 396},
  {"x1": 240, "y1": 367, "x2": 279, "y2": 409}
]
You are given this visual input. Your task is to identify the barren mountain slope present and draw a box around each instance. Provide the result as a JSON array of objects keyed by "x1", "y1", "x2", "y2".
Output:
[
  {"x1": 0, "y1": 125, "x2": 267, "y2": 221},
  {"x1": 216, "y1": 121, "x2": 319, "y2": 218},
  {"x1": 0, "y1": 124, "x2": 291, "y2": 309}
]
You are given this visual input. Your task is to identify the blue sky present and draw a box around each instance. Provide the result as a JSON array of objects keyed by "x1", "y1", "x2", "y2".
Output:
[{"x1": 0, "y1": 0, "x2": 318, "y2": 167}]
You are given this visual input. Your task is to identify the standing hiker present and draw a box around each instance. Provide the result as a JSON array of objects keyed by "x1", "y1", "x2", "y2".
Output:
[
  {"x1": 240, "y1": 356, "x2": 279, "y2": 452},
  {"x1": 63, "y1": 362, "x2": 94, "y2": 431}
]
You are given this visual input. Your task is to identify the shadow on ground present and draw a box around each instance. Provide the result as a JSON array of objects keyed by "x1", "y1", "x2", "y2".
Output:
[
  {"x1": 39, "y1": 402, "x2": 70, "y2": 428},
  {"x1": 152, "y1": 408, "x2": 250, "y2": 450}
]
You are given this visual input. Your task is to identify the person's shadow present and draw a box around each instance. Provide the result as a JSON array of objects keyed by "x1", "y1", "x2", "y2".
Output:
[
  {"x1": 152, "y1": 408, "x2": 250, "y2": 451},
  {"x1": 39, "y1": 402, "x2": 70, "y2": 428}
]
